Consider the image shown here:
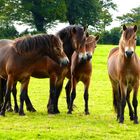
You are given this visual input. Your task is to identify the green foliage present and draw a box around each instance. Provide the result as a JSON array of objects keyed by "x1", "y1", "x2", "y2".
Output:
[
  {"x1": 65, "y1": 0, "x2": 102, "y2": 26},
  {"x1": 98, "y1": 27, "x2": 140, "y2": 45},
  {"x1": 97, "y1": 0, "x2": 117, "y2": 31},
  {"x1": 0, "y1": 0, "x2": 117, "y2": 33},
  {"x1": 0, "y1": 21, "x2": 19, "y2": 39},
  {"x1": 117, "y1": 6, "x2": 140, "y2": 35},
  {"x1": 0, "y1": 0, "x2": 67, "y2": 32},
  {"x1": 99, "y1": 27, "x2": 121, "y2": 45},
  {"x1": 1, "y1": 45, "x2": 140, "y2": 139}
]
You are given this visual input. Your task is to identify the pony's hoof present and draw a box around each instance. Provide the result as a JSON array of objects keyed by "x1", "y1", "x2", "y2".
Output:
[
  {"x1": 14, "y1": 107, "x2": 19, "y2": 113},
  {"x1": 48, "y1": 109, "x2": 55, "y2": 114},
  {"x1": 85, "y1": 112, "x2": 90, "y2": 115},
  {"x1": 67, "y1": 111, "x2": 72, "y2": 114},
  {"x1": 30, "y1": 108, "x2": 36, "y2": 112},
  {"x1": 130, "y1": 116, "x2": 134, "y2": 121},
  {"x1": 0, "y1": 111, "x2": 5, "y2": 116},
  {"x1": 54, "y1": 109, "x2": 60, "y2": 114},
  {"x1": 19, "y1": 111, "x2": 25, "y2": 116},
  {"x1": 27, "y1": 107, "x2": 36, "y2": 112},
  {"x1": 134, "y1": 120, "x2": 139, "y2": 124},
  {"x1": 119, "y1": 120, "x2": 124, "y2": 124},
  {"x1": 7, "y1": 107, "x2": 13, "y2": 112}
]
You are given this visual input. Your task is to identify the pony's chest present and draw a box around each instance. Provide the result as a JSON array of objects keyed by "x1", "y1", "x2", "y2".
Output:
[{"x1": 123, "y1": 69, "x2": 137, "y2": 84}]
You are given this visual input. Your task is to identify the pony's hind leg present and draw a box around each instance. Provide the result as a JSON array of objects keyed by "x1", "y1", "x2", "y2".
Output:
[
  {"x1": 0, "y1": 75, "x2": 13, "y2": 116},
  {"x1": 19, "y1": 78, "x2": 30, "y2": 116},
  {"x1": 12, "y1": 83, "x2": 19, "y2": 113},
  {"x1": 24, "y1": 94, "x2": 36, "y2": 112},
  {"x1": 119, "y1": 82, "x2": 127, "y2": 123},
  {"x1": 6, "y1": 93, "x2": 13, "y2": 112},
  {"x1": 0, "y1": 78, "x2": 6, "y2": 111},
  {"x1": 132, "y1": 82, "x2": 139, "y2": 124}
]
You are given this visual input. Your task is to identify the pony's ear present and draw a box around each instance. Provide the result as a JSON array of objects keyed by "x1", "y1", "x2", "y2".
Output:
[
  {"x1": 134, "y1": 25, "x2": 137, "y2": 32},
  {"x1": 123, "y1": 25, "x2": 127, "y2": 31},
  {"x1": 72, "y1": 27, "x2": 76, "y2": 34},
  {"x1": 86, "y1": 32, "x2": 89, "y2": 37},
  {"x1": 95, "y1": 35, "x2": 100, "y2": 42},
  {"x1": 83, "y1": 25, "x2": 88, "y2": 31},
  {"x1": 59, "y1": 31, "x2": 66, "y2": 39}
]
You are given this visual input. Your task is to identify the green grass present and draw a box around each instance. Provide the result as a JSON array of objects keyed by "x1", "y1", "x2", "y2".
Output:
[{"x1": 1, "y1": 45, "x2": 140, "y2": 140}]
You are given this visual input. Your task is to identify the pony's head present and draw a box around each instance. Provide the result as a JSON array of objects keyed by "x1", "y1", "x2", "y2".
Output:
[
  {"x1": 49, "y1": 35, "x2": 69, "y2": 66},
  {"x1": 85, "y1": 35, "x2": 99, "y2": 61},
  {"x1": 57, "y1": 25, "x2": 87, "y2": 62},
  {"x1": 14, "y1": 34, "x2": 69, "y2": 66},
  {"x1": 120, "y1": 25, "x2": 137, "y2": 58}
]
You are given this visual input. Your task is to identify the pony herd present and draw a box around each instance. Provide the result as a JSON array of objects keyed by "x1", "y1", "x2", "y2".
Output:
[{"x1": 0, "y1": 24, "x2": 139, "y2": 124}]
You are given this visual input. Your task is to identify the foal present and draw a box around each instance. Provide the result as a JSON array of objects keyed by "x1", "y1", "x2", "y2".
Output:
[
  {"x1": 108, "y1": 25, "x2": 140, "y2": 124},
  {"x1": 66, "y1": 35, "x2": 99, "y2": 114}
]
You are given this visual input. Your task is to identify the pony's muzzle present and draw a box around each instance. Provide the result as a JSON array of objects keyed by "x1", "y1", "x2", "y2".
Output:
[
  {"x1": 86, "y1": 52, "x2": 92, "y2": 61},
  {"x1": 125, "y1": 50, "x2": 134, "y2": 58},
  {"x1": 59, "y1": 57, "x2": 69, "y2": 66},
  {"x1": 78, "y1": 53, "x2": 87, "y2": 63}
]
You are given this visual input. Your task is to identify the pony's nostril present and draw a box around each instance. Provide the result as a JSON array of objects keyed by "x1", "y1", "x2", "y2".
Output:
[
  {"x1": 87, "y1": 54, "x2": 92, "y2": 60},
  {"x1": 125, "y1": 51, "x2": 133, "y2": 58},
  {"x1": 61, "y1": 57, "x2": 69, "y2": 66}
]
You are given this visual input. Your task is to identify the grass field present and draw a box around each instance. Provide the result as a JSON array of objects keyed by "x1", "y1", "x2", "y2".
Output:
[{"x1": 1, "y1": 45, "x2": 140, "y2": 140}]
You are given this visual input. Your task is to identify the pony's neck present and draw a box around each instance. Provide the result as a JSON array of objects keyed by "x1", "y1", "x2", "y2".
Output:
[{"x1": 64, "y1": 43, "x2": 75, "y2": 60}]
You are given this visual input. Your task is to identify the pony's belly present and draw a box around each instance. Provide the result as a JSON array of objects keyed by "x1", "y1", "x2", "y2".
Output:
[{"x1": 31, "y1": 72, "x2": 49, "y2": 78}]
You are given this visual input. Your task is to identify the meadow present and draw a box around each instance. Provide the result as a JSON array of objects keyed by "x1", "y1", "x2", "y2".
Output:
[{"x1": 0, "y1": 45, "x2": 140, "y2": 140}]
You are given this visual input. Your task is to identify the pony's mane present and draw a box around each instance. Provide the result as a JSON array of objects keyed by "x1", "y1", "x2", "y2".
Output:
[
  {"x1": 123, "y1": 27, "x2": 136, "y2": 40},
  {"x1": 13, "y1": 34, "x2": 54, "y2": 54},
  {"x1": 86, "y1": 35, "x2": 96, "y2": 44},
  {"x1": 57, "y1": 25, "x2": 84, "y2": 42}
]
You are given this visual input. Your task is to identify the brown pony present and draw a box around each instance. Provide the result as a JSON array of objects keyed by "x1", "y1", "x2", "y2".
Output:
[
  {"x1": 0, "y1": 25, "x2": 87, "y2": 114},
  {"x1": 65, "y1": 35, "x2": 99, "y2": 114},
  {"x1": 0, "y1": 34, "x2": 69, "y2": 116},
  {"x1": 108, "y1": 25, "x2": 140, "y2": 124}
]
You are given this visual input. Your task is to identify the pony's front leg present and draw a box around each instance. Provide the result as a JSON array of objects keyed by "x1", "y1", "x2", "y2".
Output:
[
  {"x1": 126, "y1": 87, "x2": 134, "y2": 121},
  {"x1": 132, "y1": 81, "x2": 139, "y2": 124},
  {"x1": 0, "y1": 75, "x2": 13, "y2": 116},
  {"x1": 84, "y1": 83, "x2": 90, "y2": 115},
  {"x1": 67, "y1": 78, "x2": 77, "y2": 114},
  {"x1": 54, "y1": 83, "x2": 63, "y2": 114},
  {"x1": 0, "y1": 78, "x2": 6, "y2": 111},
  {"x1": 119, "y1": 82, "x2": 127, "y2": 123},
  {"x1": 65, "y1": 80, "x2": 71, "y2": 109},
  {"x1": 47, "y1": 81, "x2": 56, "y2": 114},
  {"x1": 19, "y1": 78, "x2": 30, "y2": 116}
]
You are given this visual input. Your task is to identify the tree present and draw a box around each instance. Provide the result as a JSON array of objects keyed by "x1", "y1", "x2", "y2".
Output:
[
  {"x1": 65, "y1": 0, "x2": 102, "y2": 26},
  {"x1": 0, "y1": 0, "x2": 67, "y2": 32},
  {"x1": 117, "y1": 6, "x2": 140, "y2": 34},
  {"x1": 0, "y1": 21, "x2": 19, "y2": 39},
  {"x1": 0, "y1": 0, "x2": 117, "y2": 33},
  {"x1": 99, "y1": 27, "x2": 121, "y2": 45},
  {"x1": 97, "y1": 0, "x2": 117, "y2": 32}
]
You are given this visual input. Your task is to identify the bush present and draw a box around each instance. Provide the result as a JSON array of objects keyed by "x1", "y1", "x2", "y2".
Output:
[{"x1": 0, "y1": 24, "x2": 19, "y2": 39}]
